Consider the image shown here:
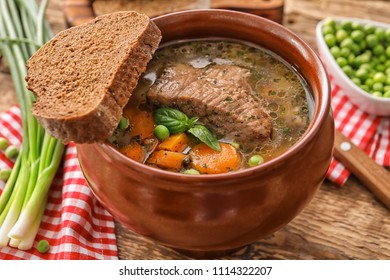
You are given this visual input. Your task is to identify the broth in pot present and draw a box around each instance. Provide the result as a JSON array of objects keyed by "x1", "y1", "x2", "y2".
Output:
[{"x1": 109, "y1": 39, "x2": 313, "y2": 174}]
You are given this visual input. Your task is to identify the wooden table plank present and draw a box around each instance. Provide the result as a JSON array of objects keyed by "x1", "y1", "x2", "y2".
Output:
[{"x1": 1, "y1": 0, "x2": 389, "y2": 260}]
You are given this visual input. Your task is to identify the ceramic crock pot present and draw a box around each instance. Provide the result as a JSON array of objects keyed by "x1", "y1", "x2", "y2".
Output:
[{"x1": 77, "y1": 9, "x2": 334, "y2": 257}]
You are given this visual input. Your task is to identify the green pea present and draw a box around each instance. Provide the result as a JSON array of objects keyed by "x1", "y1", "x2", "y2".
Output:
[
  {"x1": 386, "y1": 46, "x2": 390, "y2": 58},
  {"x1": 322, "y1": 25, "x2": 334, "y2": 35},
  {"x1": 351, "y1": 77, "x2": 361, "y2": 86},
  {"x1": 366, "y1": 34, "x2": 379, "y2": 48},
  {"x1": 335, "y1": 25, "x2": 342, "y2": 32},
  {"x1": 362, "y1": 53, "x2": 372, "y2": 62},
  {"x1": 323, "y1": 17, "x2": 336, "y2": 29},
  {"x1": 354, "y1": 55, "x2": 369, "y2": 67},
  {"x1": 336, "y1": 56, "x2": 348, "y2": 67},
  {"x1": 324, "y1": 34, "x2": 337, "y2": 47},
  {"x1": 360, "y1": 63, "x2": 371, "y2": 70},
  {"x1": 359, "y1": 40, "x2": 367, "y2": 50},
  {"x1": 384, "y1": 90, "x2": 390, "y2": 98},
  {"x1": 373, "y1": 44, "x2": 385, "y2": 56},
  {"x1": 372, "y1": 91, "x2": 383, "y2": 97},
  {"x1": 183, "y1": 168, "x2": 200, "y2": 175},
  {"x1": 117, "y1": 116, "x2": 129, "y2": 131},
  {"x1": 342, "y1": 65, "x2": 354, "y2": 78},
  {"x1": 5, "y1": 145, "x2": 18, "y2": 159},
  {"x1": 37, "y1": 240, "x2": 50, "y2": 253},
  {"x1": 372, "y1": 82, "x2": 384, "y2": 92},
  {"x1": 356, "y1": 68, "x2": 369, "y2": 81},
  {"x1": 340, "y1": 20, "x2": 353, "y2": 31},
  {"x1": 351, "y1": 30, "x2": 365, "y2": 43},
  {"x1": 0, "y1": 169, "x2": 11, "y2": 182},
  {"x1": 336, "y1": 29, "x2": 349, "y2": 43},
  {"x1": 375, "y1": 28, "x2": 386, "y2": 42},
  {"x1": 373, "y1": 72, "x2": 387, "y2": 83},
  {"x1": 360, "y1": 84, "x2": 369, "y2": 92},
  {"x1": 340, "y1": 47, "x2": 351, "y2": 57},
  {"x1": 386, "y1": 28, "x2": 390, "y2": 42},
  {"x1": 340, "y1": 37, "x2": 354, "y2": 49},
  {"x1": 347, "y1": 53, "x2": 355, "y2": 65},
  {"x1": 330, "y1": 46, "x2": 341, "y2": 58},
  {"x1": 230, "y1": 142, "x2": 240, "y2": 149},
  {"x1": 154, "y1": 125, "x2": 170, "y2": 141},
  {"x1": 379, "y1": 54, "x2": 388, "y2": 63},
  {"x1": 248, "y1": 155, "x2": 264, "y2": 167},
  {"x1": 376, "y1": 64, "x2": 386, "y2": 72},
  {"x1": 363, "y1": 50, "x2": 373, "y2": 57},
  {"x1": 386, "y1": 76, "x2": 390, "y2": 86},
  {"x1": 0, "y1": 137, "x2": 9, "y2": 151},
  {"x1": 364, "y1": 24, "x2": 376, "y2": 35},
  {"x1": 352, "y1": 21, "x2": 363, "y2": 31},
  {"x1": 350, "y1": 43, "x2": 361, "y2": 55},
  {"x1": 365, "y1": 78, "x2": 374, "y2": 88}
]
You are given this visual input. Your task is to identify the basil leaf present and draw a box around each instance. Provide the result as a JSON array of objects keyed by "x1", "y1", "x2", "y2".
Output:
[
  {"x1": 153, "y1": 108, "x2": 190, "y2": 133},
  {"x1": 153, "y1": 108, "x2": 220, "y2": 151},
  {"x1": 188, "y1": 125, "x2": 221, "y2": 152},
  {"x1": 188, "y1": 117, "x2": 199, "y2": 127}
]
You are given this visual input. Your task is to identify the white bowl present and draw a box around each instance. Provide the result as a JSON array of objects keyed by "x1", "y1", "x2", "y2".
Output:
[{"x1": 316, "y1": 17, "x2": 390, "y2": 116}]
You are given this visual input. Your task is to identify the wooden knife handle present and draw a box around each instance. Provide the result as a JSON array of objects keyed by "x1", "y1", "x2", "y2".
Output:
[{"x1": 334, "y1": 129, "x2": 390, "y2": 209}]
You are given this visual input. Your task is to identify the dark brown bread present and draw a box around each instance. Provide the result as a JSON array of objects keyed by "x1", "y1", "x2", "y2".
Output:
[{"x1": 26, "y1": 11, "x2": 161, "y2": 143}]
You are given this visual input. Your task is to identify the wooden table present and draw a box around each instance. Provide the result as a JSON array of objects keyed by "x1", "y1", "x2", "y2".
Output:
[{"x1": 1, "y1": 0, "x2": 390, "y2": 260}]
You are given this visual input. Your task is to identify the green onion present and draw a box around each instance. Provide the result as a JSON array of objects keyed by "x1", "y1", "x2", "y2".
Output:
[{"x1": 0, "y1": 0, "x2": 65, "y2": 250}]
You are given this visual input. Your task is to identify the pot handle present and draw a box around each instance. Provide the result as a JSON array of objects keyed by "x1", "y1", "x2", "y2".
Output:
[{"x1": 333, "y1": 129, "x2": 390, "y2": 210}]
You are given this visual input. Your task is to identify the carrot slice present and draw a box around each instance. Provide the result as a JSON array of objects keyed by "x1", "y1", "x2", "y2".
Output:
[
  {"x1": 158, "y1": 133, "x2": 189, "y2": 152},
  {"x1": 119, "y1": 142, "x2": 146, "y2": 162},
  {"x1": 123, "y1": 105, "x2": 155, "y2": 139},
  {"x1": 147, "y1": 150, "x2": 187, "y2": 171},
  {"x1": 190, "y1": 142, "x2": 241, "y2": 174}
]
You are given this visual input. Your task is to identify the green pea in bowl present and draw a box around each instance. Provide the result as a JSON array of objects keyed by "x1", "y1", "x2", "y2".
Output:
[{"x1": 316, "y1": 16, "x2": 390, "y2": 116}]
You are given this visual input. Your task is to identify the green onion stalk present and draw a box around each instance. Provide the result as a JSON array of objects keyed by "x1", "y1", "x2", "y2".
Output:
[{"x1": 0, "y1": 0, "x2": 65, "y2": 250}]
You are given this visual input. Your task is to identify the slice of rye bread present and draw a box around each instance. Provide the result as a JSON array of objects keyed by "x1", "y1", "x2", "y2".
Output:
[{"x1": 25, "y1": 11, "x2": 162, "y2": 143}]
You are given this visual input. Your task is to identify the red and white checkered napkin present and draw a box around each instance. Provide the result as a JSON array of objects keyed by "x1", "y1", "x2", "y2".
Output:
[
  {"x1": 0, "y1": 106, "x2": 118, "y2": 259},
  {"x1": 326, "y1": 81, "x2": 390, "y2": 186}
]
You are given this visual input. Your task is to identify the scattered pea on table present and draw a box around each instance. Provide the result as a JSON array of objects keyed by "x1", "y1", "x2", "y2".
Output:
[
  {"x1": 0, "y1": 137, "x2": 9, "y2": 151},
  {"x1": 4, "y1": 145, "x2": 19, "y2": 159}
]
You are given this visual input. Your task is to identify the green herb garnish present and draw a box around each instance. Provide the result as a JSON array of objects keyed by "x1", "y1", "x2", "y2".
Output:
[
  {"x1": 188, "y1": 125, "x2": 221, "y2": 152},
  {"x1": 153, "y1": 108, "x2": 221, "y2": 151},
  {"x1": 153, "y1": 108, "x2": 198, "y2": 134}
]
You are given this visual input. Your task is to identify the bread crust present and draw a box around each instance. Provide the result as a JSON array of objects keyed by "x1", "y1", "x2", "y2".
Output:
[{"x1": 26, "y1": 11, "x2": 161, "y2": 144}]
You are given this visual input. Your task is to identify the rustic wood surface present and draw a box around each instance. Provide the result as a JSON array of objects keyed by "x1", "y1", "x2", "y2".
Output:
[{"x1": 1, "y1": 0, "x2": 390, "y2": 260}]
